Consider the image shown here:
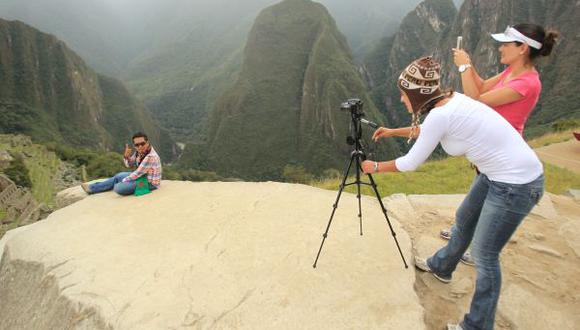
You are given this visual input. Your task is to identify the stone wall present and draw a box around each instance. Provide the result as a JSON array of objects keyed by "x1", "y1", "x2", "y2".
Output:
[{"x1": 0, "y1": 175, "x2": 44, "y2": 228}]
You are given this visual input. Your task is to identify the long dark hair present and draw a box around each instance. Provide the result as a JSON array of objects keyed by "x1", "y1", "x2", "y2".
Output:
[{"x1": 513, "y1": 23, "x2": 559, "y2": 60}]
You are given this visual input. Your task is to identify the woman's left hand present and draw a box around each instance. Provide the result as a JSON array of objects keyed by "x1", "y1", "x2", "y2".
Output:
[
  {"x1": 453, "y1": 48, "x2": 471, "y2": 67},
  {"x1": 361, "y1": 160, "x2": 377, "y2": 174}
]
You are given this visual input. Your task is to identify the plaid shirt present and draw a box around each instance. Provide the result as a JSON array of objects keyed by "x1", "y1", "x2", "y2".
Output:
[{"x1": 122, "y1": 147, "x2": 162, "y2": 187}]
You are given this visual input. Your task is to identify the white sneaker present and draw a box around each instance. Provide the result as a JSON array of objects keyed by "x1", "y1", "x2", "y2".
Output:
[
  {"x1": 414, "y1": 256, "x2": 452, "y2": 283},
  {"x1": 447, "y1": 323, "x2": 463, "y2": 330},
  {"x1": 80, "y1": 182, "x2": 91, "y2": 194}
]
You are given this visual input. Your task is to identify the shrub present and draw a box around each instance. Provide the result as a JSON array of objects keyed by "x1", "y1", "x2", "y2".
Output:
[
  {"x1": 4, "y1": 153, "x2": 32, "y2": 188},
  {"x1": 282, "y1": 164, "x2": 314, "y2": 184},
  {"x1": 551, "y1": 119, "x2": 580, "y2": 132}
]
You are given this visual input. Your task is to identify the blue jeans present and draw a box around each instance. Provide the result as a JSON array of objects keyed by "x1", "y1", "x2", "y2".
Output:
[
  {"x1": 89, "y1": 172, "x2": 156, "y2": 196},
  {"x1": 427, "y1": 173, "x2": 544, "y2": 330}
]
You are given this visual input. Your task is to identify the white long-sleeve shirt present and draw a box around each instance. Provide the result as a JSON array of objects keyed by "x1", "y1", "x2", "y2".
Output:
[{"x1": 395, "y1": 93, "x2": 543, "y2": 184}]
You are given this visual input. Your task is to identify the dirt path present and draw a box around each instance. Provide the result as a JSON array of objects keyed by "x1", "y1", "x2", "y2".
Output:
[{"x1": 535, "y1": 140, "x2": 580, "y2": 174}]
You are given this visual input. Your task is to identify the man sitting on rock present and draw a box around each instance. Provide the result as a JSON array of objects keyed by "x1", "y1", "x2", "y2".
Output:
[{"x1": 81, "y1": 132, "x2": 162, "y2": 196}]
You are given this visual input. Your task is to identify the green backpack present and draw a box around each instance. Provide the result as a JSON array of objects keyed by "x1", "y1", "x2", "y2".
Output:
[{"x1": 134, "y1": 175, "x2": 151, "y2": 196}]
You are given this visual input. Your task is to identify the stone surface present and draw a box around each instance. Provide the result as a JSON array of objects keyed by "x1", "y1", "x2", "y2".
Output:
[
  {"x1": 383, "y1": 193, "x2": 580, "y2": 330},
  {"x1": 498, "y1": 284, "x2": 576, "y2": 330},
  {"x1": 55, "y1": 185, "x2": 89, "y2": 210},
  {"x1": 55, "y1": 180, "x2": 102, "y2": 210},
  {"x1": 566, "y1": 189, "x2": 580, "y2": 201},
  {"x1": 530, "y1": 193, "x2": 559, "y2": 220},
  {"x1": 559, "y1": 220, "x2": 580, "y2": 258},
  {"x1": 528, "y1": 244, "x2": 563, "y2": 258},
  {"x1": 450, "y1": 277, "x2": 474, "y2": 298},
  {"x1": 0, "y1": 181, "x2": 422, "y2": 330}
]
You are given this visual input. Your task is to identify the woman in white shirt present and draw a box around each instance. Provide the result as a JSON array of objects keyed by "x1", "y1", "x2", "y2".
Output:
[{"x1": 361, "y1": 57, "x2": 544, "y2": 330}]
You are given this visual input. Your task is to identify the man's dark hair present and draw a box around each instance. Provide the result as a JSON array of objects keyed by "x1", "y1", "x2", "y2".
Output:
[{"x1": 132, "y1": 132, "x2": 148, "y2": 141}]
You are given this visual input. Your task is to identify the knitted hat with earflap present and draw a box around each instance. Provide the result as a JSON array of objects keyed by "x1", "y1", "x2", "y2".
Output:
[
  {"x1": 398, "y1": 56, "x2": 444, "y2": 142},
  {"x1": 398, "y1": 56, "x2": 443, "y2": 115}
]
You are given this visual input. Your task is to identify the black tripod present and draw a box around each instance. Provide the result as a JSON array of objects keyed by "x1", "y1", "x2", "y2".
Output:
[{"x1": 312, "y1": 102, "x2": 408, "y2": 269}]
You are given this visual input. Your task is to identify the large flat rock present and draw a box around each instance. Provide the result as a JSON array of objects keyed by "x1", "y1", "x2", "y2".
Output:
[
  {"x1": 383, "y1": 193, "x2": 580, "y2": 330},
  {"x1": 0, "y1": 181, "x2": 422, "y2": 329}
]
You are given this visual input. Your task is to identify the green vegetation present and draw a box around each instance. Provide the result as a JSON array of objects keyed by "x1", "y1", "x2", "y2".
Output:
[
  {"x1": 551, "y1": 119, "x2": 580, "y2": 132},
  {"x1": 528, "y1": 126, "x2": 579, "y2": 149},
  {"x1": 313, "y1": 156, "x2": 580, "y2": 197},
  {"x1": 0, "y1": 135, "x2": 64, "y2": 206},
  {"x1": 4, "y1": 153, "x2": 32, "y2": 188},
  {"x1": 0, "y1": 19, "x2": 174, "y2": 161},
  {"x1": 44, "y1": 143, "x2": 126, "y2": 180},
  {"x1": 163, "y1": 167, "x2": 225, "y2": 182},
  {"x1": 205, "y1": 0, "x2": 398, "y2": 180},
  {"x1": 312, "y1": 116, "x2": 580, "y2": 196},
  {"x1": 282, "y1": 165, "x2": 315, "y2": 184},
  {"x1": 543, "y1": 163, "x2": 580, "y2": 195}
]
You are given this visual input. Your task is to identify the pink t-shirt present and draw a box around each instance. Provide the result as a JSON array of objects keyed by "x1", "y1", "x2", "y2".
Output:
[{"x1": 491, "y1": 66, "x2": 542, "y2": 134}]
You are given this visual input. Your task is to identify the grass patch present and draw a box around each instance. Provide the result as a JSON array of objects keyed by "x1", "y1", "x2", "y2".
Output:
[
  {"x1": 0, "y1": 135, "x2": 63, "y2": 207},
  {"x1": 543, "y1": 162, "x2": 580, "y2": 194},
  {"x1": 527, "y1": 127, "x2": 579, "y2": 148},
  {"x1": 312, "y1": 156, "x2": 580, "y2": 197},
  {"x1": 312, "y1": 157, "x2": 475, "y2": 197}
]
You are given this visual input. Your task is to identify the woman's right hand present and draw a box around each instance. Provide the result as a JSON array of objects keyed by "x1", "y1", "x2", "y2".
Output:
[
  {"x1": 372, "y1": 127, "x2": 394, "y2": 142},
  {"x1": 452, "y1": 48, "x2": 471, "y2": 67}
]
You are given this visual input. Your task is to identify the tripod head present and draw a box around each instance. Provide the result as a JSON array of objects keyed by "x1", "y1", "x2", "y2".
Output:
[{"x1": 341, "y1": 98, "x2": 379, "y2": 148}]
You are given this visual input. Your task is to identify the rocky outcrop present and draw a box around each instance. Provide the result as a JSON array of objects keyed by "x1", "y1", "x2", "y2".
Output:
[
  {"x1": 0, "y1": 175, "x2": 48, "y2": 228},
  {"x1": 383, "y1": 192, "x2": 580, "y2": 329},
  {"x1": 2, "y1": 181, "x2": 579, "y2": 329},
  {"x1": 0, "y1": 181, "x2": 421, "y2": 329},
  {"x1": 364, "y1": 0, "x2": 457, "y2": 129}
]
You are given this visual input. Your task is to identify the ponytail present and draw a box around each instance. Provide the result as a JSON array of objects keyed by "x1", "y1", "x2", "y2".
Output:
[
  {"x1": 513, "y1": 23, "x2": 560, "y2": 60},
  {"x1": 538, "y1": 30, "x2": 560, "y2": 57}
]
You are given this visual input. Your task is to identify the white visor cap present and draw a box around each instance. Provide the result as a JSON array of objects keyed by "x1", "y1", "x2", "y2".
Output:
[{"x1": 491, "y1": 26, "x2": 542, "y2": 50}]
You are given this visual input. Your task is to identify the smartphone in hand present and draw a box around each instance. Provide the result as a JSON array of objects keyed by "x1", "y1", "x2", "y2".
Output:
[{"x1": 456, "y1": 36, "x2": 463, "y2": 49}]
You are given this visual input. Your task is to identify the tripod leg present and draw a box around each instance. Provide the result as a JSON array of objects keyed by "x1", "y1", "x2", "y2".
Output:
[
  {"x1": 355, "y1": 155, "x2": 363, "y2": 236},
  {"x1": 313, "y1": 153, "x2": 356, "y2": 268},
  {"x1": 365, "y1": 173, "x2": 409, "y2": 268}
]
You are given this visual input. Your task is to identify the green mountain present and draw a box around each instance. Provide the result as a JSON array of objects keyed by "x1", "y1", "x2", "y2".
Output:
[
  {"x1": 123, "y1": 2, "x2": 261, "y2": 143},
  {"x1": 319, "y1": 0, "x2": 422, "y2": 61},
  {"x1": 365, "y1": 0, "x2": 580, "y2": 137},
  {"x1": 205, "y1": 0, "x2": 398, "y2": 180},
  {"x1": 0, "y1": 19, "x2": 175, "y2": 159},
  {"x1": 1, "y1": 0, "x2": 424, "y2": 146},
  {"x1": 364, "y1": 0, "x2": 457, "y2": 133}
]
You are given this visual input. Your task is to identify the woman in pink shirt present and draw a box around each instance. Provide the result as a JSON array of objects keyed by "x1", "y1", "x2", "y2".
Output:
[
  {"x1": 438, "y1": 24, "x2": 559, "y2": 259},
  {"x1": 453, "y1": 23, "x2": 559, "y2": 135}
]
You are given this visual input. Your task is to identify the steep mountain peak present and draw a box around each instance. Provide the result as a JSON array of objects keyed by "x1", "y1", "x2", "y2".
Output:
[
  {"x1": 0, "y1": 19, "x2": 175, "y2": 159},
  {"x1": 206, "y1": 0, "x2": 396, "y2": 180}
]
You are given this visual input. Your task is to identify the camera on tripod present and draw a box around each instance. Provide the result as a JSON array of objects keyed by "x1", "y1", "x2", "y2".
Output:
[
  {"x1": 340, "y1": 98, "x2": 364, "y2": 116},
  {"x1": 312, "y1": 96, "x2": 408, "y2": 269}
]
